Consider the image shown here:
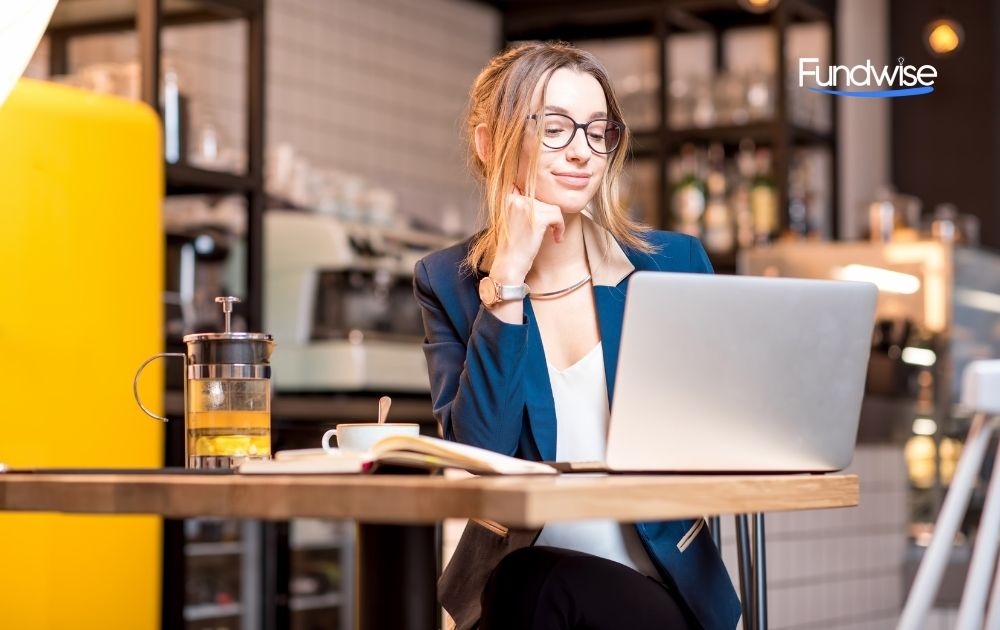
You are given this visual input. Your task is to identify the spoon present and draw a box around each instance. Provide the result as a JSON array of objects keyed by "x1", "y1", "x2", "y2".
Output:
[{"x1": 377, "y1": 395, "x2": 392, "y2": 424}]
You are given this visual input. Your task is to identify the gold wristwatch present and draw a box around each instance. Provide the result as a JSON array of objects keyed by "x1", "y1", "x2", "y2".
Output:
[{"x1": 478, "y1": 276, "x2": 529, "y2": 308}]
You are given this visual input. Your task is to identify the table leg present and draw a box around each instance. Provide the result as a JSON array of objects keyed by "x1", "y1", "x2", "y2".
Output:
[
  {"x1": 735, "y1": 514, "x2": 754, "y2": 628},
  {"x1": 356, "y1": 522, "x2": 438, "y2": 630},
  {"x1": 753, "y1": 513, "x2": 768, "y2": 630},
  {"x1": 709, "y1": 515, "x2": 721, "y2": 549}
]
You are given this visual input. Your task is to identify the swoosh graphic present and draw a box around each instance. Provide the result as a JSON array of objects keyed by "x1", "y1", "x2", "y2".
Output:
[{"x1": 807, "y1": 86, "x2": 934, "y2": 98}]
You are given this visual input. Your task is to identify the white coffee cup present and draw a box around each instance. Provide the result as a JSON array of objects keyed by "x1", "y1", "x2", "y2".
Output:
[{"x1": 322, "y1": 422, "x2": 420, "y2": 453}]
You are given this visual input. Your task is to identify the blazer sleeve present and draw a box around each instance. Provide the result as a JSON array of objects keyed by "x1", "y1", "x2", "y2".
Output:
[
  {"x1": 412, "y1": 259, "x2": 530, "y2": 456},
  {"x1": 688, "y1": 236, "x2": 715, "y2": 274}
]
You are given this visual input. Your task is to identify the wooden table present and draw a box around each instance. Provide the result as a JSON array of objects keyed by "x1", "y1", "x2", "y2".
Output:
[{"x1": 0, "y1": 471, "x2": 859, "y2": 630}]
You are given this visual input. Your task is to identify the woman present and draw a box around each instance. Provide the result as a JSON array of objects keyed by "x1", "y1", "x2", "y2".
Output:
[{"x1": 413, "y1": 41, "x2": 741, "y2": 630}]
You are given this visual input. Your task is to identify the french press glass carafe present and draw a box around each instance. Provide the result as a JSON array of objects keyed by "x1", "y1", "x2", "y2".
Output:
[{"x1": 134, "y1": 296, "x2": 276, "y2": 468}]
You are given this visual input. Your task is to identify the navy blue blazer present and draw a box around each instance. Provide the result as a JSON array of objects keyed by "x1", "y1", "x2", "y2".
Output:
[{"x1": 413, "y1": 218, "x2": 741, "y2": 630}]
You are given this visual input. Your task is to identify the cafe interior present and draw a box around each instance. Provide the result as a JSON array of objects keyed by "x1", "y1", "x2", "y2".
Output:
[{"x1": 1, "y1": 0, "x2": 999, "y2": 629}]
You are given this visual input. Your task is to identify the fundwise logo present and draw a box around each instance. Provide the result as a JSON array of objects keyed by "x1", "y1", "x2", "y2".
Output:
[{"x1": 798, "y1": 57, "x2": 937, "y2": 98}]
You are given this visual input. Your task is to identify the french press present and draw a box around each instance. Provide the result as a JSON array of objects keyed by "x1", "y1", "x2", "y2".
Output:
[{"x1": 134, "y1": 296, "x2": 276, "y2": 469}]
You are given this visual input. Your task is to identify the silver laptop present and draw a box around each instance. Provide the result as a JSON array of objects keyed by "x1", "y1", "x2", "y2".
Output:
[{"x1": 600, "y1": 271, "x2": 878, "y2": 473}]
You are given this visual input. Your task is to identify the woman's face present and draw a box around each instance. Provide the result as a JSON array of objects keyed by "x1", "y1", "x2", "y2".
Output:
[{"x1": 516, "y1": 67, "x2": 611, "y2": 214}]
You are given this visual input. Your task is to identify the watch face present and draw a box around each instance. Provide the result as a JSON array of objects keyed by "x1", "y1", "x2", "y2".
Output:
[{"x1": 478, "y1": 276, "x2": 499, "y2": 305}]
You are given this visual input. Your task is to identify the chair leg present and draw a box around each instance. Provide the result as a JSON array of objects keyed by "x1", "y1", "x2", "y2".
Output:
[
  {"x1": 956, "y1": 427, "x2": 1000, "y2": 629},
  {"x1": 898, "y1": 413, "x2": 995, "y2": 630},
  {"x1": 984, "y1": 550, "x2": 1000, "y2": 629},
  {"x1": 735, "y1": 513, "x2": 754, "y2": 629},
  {"x1": 710, "y1": 515, "x2": 721, "y2": 549}
]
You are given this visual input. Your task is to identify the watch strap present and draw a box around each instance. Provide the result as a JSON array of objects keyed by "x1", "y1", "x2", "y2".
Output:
[{"x1": 497, "y1": 281, "x2": 529, "y2": 301}]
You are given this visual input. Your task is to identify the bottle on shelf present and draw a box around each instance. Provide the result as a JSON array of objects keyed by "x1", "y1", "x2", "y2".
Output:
[
  {"x1": 671, "y1": 143, "x2": 706, "y2": 238},
  {"x1": 701, "y1": 142, "x2": 734, "y2": 255},
  {"x1": 787, "y1": 154, "x2": 810, "y2": 238},
  {"x1": 731, "y1": 139, "x2": 756, "y2": 250},
  {"x1": 749, "y1": 147, "x2": 778, "y2": 245},
  {"x1": 162, "y1": 63, "x2": 182, "y2": 164}
]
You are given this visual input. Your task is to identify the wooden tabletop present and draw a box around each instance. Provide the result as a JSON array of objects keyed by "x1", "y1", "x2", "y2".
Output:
[{"x1": 0, "y1": 471, "x2": 858, "y2": 527}]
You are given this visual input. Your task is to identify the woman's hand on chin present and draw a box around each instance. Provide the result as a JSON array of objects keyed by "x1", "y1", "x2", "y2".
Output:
[{"x1": 491, "y1": 186, "x2": 566, "y2": 282}]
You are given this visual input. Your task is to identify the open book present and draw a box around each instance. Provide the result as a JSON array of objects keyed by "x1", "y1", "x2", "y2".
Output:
[{"x1": 239, "y1": 435, "x2": 557, "y2": 476}]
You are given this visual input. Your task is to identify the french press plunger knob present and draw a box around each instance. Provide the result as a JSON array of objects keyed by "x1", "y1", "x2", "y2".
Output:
[{"x1": 215, "y1": 296, "x2": 239, "y2": 333}]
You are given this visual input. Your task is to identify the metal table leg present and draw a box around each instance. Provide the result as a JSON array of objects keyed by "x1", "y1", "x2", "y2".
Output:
[
  {"x1": 710, "y1": 515, "x2": 722, "y2": 549},
  {"x1": 735, "y1": 514, "x2": 754, "y2": 628},
  {"x1": 735, "y1": 513, "x2": 768, "y2": 630},
  {"x1": 753, "y1": 513, "x2": 768, "y2": 630}
]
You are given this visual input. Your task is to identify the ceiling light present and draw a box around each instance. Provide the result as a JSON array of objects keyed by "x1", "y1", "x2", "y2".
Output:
[
  {"x1": 738, "y1": 0, "x2": 780, "y2": 14},
  {"x1": 924, "y1": 18, "x2": 964, "y2": 57}
]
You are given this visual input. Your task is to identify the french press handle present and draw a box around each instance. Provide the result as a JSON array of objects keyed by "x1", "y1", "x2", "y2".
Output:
[{"x1": 133, "y1": 352, "x2": 186, "y2": 422}]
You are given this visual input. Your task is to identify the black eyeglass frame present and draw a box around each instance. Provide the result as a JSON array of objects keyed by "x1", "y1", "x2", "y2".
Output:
[{"x1": 527, "y1": 113, "x2": 625, "y2": 155}]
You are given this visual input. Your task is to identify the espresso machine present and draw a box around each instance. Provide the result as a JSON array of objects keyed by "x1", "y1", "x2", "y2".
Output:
[{"x1": 264, "y1": 211, "x2": 455, "y2": 392}]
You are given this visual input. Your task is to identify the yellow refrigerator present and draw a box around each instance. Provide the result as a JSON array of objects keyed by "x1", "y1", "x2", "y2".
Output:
[{"x1": 0, "y1": 78, "x2": 164, "y2": 629}]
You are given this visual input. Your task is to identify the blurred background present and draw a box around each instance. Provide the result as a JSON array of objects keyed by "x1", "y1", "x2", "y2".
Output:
[{"x1": 1, "y1": 0, "x2": 998, "y2": 628}]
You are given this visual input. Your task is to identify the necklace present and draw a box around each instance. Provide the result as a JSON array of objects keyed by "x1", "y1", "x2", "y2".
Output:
[{"x1": 527, "y1": 273, "x2": 592, "y2": 299}]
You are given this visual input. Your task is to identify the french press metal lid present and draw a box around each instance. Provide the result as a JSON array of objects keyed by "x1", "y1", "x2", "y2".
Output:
[
  {"x1": 133, "y1": 296, "x2": 275, "y2": 423},
  {"x1": 183, "y1": 296, "x2": 275, "y2": 380}
]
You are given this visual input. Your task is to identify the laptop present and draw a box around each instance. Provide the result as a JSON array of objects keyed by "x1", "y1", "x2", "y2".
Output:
[{"x1": 562, "y1": 271, "x2": 878, "y2": 474}]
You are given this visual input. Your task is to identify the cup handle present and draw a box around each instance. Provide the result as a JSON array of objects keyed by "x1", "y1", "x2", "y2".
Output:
[
  {"x1": 322, "y1": 429, "x2": 338, "y2": 453},
  {"x1": 133, "y1": 352, "x2": 185, "y2": 422}
]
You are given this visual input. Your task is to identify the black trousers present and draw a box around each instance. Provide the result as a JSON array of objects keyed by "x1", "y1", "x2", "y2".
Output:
[{"x1": 479, "y1": 546, "x2": 700, "y2": 630}]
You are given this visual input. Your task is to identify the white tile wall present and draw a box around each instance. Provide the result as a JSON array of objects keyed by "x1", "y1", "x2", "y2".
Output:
[{"x1": 27, "y1": 0, "x2": 500, "y2": 232}]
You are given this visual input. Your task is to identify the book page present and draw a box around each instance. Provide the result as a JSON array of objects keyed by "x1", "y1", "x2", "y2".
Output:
[
  {"x1": 372, "y1": 435, "x2": 557, "y2": 475},
  {"x1": 239, "y1": 450, "x2": 367, "y2": 474}
]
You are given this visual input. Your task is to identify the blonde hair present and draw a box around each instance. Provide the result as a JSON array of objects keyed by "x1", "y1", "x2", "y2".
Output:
[{"x1": 462, "y1": 40, "x2": 656, "y2": 275}]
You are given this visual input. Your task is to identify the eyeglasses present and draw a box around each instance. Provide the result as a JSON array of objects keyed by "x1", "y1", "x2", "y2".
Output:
[{"x1": 527, "y1": 113, "x2": 624, "y2": 154}]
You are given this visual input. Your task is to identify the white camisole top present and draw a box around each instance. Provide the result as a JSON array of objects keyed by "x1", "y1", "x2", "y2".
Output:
[{"x1": 533, "y1": 341, "x2": 661, "y2": 579}]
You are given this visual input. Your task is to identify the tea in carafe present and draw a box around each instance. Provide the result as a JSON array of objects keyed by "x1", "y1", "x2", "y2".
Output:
[
  {"x1": 187, "y1": 377, "x2": 272, "y2": 464},
  {"x1": 187, "y1": 409, "x2": 271, "y2": 460}
]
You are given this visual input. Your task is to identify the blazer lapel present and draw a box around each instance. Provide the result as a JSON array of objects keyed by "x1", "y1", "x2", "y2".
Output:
[
  {"x1": 581, "y1": 212, "x2": 636, "y2": 408},
  {"x1": 522, "y1": 298, "x2": 557, "y2": 461},
  {"x1": 594, "y1": 284, "x2": 628, "y2": 407}
]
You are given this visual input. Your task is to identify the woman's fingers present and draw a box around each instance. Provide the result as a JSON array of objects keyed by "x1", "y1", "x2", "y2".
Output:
[
  {"x1": 506, "y1": 186, "x2": 564, "y2": 243},
  {"x1": 543, "y1": 205, "x2": 565, "y2": 243}
]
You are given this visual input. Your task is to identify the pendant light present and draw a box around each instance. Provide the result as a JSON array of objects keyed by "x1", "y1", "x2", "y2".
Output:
[
  {"x1": 738, "y1": 0, "x2": 780, "y2": 14},
  {"x1": 924, "y1": 17, "x2": 964, "y2": 56},
  {"x1": 923, "y1": 1, "x2": 963, "y2": 57}
]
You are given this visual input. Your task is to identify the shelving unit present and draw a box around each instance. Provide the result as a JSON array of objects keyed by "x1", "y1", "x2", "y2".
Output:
[
  {"x1": 185, "y1": 602, "x2": 244, "y2": 622},
  {"x1": 483, "y1": 0, "x2": 839, "y2": 272},
  {"x1": 185, "y1": 541, "x2": 247, "y2": 557},
  {"x1": 288, "y1": 592, "x2": 344, "y2": 612},
  {"x1": 285, "y1": 519, "x2": 355, "y2": 630},
  {"x1": 46, "y1": 0, "x2": 266, "y2": 331}
]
